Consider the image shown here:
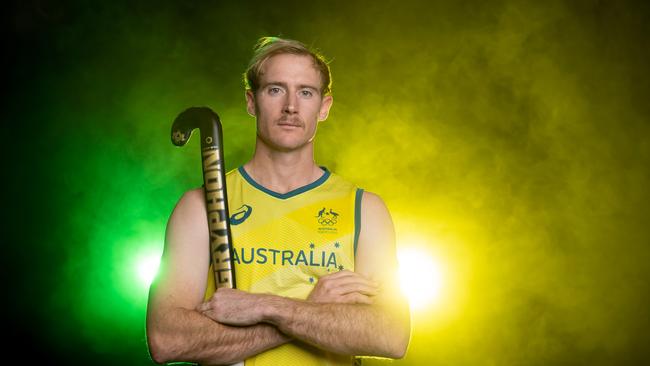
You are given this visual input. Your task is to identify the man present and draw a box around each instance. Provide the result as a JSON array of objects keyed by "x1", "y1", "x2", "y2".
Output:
[{"x1": 146, "y1": 36, "x2": 410, "y2": 365}]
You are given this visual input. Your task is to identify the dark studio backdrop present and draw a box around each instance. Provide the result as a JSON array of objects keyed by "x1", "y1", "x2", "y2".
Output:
[{"x1": 5, "y1": 0, "x2": 650, "y2": 364}]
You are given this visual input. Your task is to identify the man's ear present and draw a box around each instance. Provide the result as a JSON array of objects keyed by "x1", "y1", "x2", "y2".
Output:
[
  {"x1": 318, "y1": 95, "x2": 334, "y2": 121},
  {"x1": 245, "y1": 90, "x2": 256, "y2": 117}
]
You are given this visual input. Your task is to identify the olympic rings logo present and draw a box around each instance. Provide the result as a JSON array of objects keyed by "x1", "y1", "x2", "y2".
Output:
[{"x1": 318, "y1": 217, "x2": 338, "y2": 226}]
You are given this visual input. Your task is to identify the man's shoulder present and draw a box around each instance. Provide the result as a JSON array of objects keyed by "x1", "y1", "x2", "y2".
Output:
[
  {"x1": 360, "y1": 190, "x2": 385, "y2": 208},
  {"x1": 176, "y1": 187, "x2": 204, "y2": 210}
]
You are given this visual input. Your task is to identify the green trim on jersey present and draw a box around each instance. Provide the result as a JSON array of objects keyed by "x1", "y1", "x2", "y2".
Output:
[
  {"x1": 354, "y1": 188, "x2": 364, "y2": 254},
  {"x1": 238, "y1": 166, "x2": 331, "y2": 199}
]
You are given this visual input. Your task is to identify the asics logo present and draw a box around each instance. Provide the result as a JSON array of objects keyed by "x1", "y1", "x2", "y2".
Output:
[{"x1": 230, "y1": 204, "x2": 252, "y2": 225}]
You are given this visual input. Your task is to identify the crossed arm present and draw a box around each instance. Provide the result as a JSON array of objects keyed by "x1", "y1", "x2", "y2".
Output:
[{"x1": 146, "y1": 188, "x2": 410, "y2": 365}]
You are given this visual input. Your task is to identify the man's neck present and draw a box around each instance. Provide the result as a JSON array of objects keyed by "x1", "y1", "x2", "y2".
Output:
[{"x1": 244, "y1": 142, "x2": 324, "y2": 194}]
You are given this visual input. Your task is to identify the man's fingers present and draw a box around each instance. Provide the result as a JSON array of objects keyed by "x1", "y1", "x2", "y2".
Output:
[
  {"x1": 331, "y1": 282, "x2": 379, "y2": 297},
  {"x1": 323, "y1": 269, "x2": 371, "y2": 281},
  {"x1": 317, "y1": 273, "x2": 379, "y2": 291},
  {"x1": 307, "y1": 270, "x2": 383, "y2": 304},
  {"x1": 318, "y1": 270, "x2": 377, "y2": 284},
  {"x1": 342, "y1": 292, "x2": 373, "y2": 305}
]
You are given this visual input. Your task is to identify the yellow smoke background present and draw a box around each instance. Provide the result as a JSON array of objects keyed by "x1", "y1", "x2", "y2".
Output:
[{"x1": 309, "y1": 1, "x2": 650, "y2": 364}]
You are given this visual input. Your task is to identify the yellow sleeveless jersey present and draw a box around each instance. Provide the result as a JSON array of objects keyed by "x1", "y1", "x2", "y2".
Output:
[{"x1": 204, "y1": 166, "x2": 363, "y2": 366}]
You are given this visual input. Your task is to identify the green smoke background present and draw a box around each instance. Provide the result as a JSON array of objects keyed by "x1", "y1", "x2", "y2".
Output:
[{"x1": 6, "y1": 0, "x2": 649, "y2": 364}]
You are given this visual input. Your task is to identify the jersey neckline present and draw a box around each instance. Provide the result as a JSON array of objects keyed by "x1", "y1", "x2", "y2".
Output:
[{"x1": 238, "y1": 165, "x2": 331, "y2": 200}]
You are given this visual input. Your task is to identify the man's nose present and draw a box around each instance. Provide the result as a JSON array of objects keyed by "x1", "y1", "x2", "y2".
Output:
[{"x1": 283, "y1": 93, "x2": 298, "y2": 114}]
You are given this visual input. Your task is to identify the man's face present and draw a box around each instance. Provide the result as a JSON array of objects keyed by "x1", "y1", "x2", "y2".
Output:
[{"x1": 246, "y1": 53, "x2": 333, "y2": 152}]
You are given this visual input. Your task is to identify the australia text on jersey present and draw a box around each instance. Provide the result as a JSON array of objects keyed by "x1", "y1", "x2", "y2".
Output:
[{"x1": 231, "y1": 245, "x2": 340, "y2": 268}]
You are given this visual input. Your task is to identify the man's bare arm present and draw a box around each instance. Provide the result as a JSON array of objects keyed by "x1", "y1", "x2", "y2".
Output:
[
  {"x1": 199, "y1": 192, "x2": 411, "y2": 358},
  {"x1": 146, "y1": 189, "x2": 289, "y2": 365},
  {"x1": 268, "y1": 298, "x2": 408, "y2": 358},
  {"x1": 147, "y1": 305, "x2": 288, "y2": 364}
]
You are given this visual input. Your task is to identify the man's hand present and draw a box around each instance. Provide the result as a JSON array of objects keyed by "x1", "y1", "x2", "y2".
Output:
[
  {"x1": 197, "y1": 288, "x2": 267, "y2": 326},
  {"x1": 307, "y1": 270, "x2": 379, "y2": 304}
]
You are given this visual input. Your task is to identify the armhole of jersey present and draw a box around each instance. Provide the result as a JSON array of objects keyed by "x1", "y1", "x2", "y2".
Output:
[{"x1": 354, "y1": 188, "x2": 364, "y2": 255}]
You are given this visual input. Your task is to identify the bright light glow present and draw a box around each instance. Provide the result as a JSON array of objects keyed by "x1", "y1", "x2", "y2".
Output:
[
  {"x1": 398, "y1": 247, "x2": 443, "y2": 310},
  {"x1": 136, "y1": 253, "x2": 161, "y2": 287}
]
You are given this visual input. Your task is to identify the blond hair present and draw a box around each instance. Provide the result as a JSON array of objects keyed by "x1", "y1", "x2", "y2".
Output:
[{"x1": 244, "y1": 36, "x2": 332, "y2": 96}]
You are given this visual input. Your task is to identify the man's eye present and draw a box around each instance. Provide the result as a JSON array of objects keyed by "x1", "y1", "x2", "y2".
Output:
[
  {"x1": 268, "y1": 87, "x2": 282, "y2": 94},
  {"x1": 300, "y1": 90, "x2": 313, "y2": 97}
]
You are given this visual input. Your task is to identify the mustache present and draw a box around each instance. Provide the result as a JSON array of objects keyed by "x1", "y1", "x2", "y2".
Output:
[{"x1": 277, "y1": 116, "x2": 304, "y2": 126}]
